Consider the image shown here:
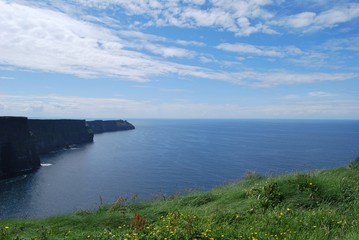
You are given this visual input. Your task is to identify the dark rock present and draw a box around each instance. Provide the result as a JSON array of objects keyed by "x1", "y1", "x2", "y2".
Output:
[
  {"x1": 0, "y1": 117, "x2": 40, "y2": 179},
  {"x1": 28, "y1": 119, "x2": 94, "y2": 155},
  {"x1": 87, "y1": 120, "x2": 135, "y2": 134}
]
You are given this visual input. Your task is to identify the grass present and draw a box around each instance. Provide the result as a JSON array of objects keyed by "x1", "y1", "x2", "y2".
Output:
[{"x1": 1, "y1": 157, "x2": 359, "y2": 239}]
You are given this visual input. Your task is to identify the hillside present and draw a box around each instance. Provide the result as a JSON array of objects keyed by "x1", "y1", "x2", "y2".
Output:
[{"x1": 1, "y1": 158, "x2": 359, "y2": 239}]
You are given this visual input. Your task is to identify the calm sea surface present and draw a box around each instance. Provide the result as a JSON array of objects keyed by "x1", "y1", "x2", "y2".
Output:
[{"x1": 1, "y1": 119, "x2": 359, "y2": 219}]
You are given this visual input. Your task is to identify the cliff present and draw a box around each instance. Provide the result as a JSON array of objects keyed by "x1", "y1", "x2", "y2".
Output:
[
  {"x1": 86, "y1": 120, "x2": 135, "y2": 134},
  {"x1": 0, "y1": 117, "x2": 40, "y2": 179},
  {"x1": 28, "y1": 119, "x2": 94, "y2": 155},
  {"x1": 0, "y1": 118, "x2": 133, "y2": 179}
]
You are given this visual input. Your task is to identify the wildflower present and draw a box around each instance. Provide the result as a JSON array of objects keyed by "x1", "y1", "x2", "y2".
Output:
[{"x1": 4, "y1": 226, "x2": 9, "y2": 229}]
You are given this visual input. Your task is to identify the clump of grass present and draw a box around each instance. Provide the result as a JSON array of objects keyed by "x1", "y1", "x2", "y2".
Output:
[
  {"x1": 349, "y1": 157, "x2": 359, "y2": 169},
  {"x1": 248, "y1": 181, "x2": 284, "y2": 210}
]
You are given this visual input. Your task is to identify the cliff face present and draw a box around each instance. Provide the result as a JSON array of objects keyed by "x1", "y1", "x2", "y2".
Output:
[
  {"x1": 0, "y1": 117, "x2": 40, "y2": 179},
  {"x1": 86, "y1": 120, "x2": 135, "y2": 134},
  {"x1": 1, "y1": 118, "x2": 133, "y2": 179},
  {"x1": 28, "y1": 119, "x2": 94, "y2": 155}
]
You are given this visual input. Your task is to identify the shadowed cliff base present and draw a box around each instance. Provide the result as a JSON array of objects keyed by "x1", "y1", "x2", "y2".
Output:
[{"x1": 0, "y1": 117, "x2": 40, "y2": 179}]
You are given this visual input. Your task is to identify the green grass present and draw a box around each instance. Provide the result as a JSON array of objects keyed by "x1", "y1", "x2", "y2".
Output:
[{"x1": 1, "y1": 157, "x2": 359, "y2": 239}]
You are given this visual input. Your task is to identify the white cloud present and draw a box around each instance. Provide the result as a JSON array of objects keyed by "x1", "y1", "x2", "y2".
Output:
[
  {"x1": 77, "y1": 1, "x2": 358, "y2": 36},
  {"x1": 74, "y1": 0, "x2": 276, "y2": 36},
  {"x1": 315, "y1": 3, "x2": 359, "y2": 27},
  {"x1": 183, "y1": 0, "x2": 206, "y2": 5},
  {"x1": 132, "y1": 85, "x2": 193, "y2": 93},
  {"x1": 274, "y1": 3, "x2": 359, "y2": 31},
  {"x1": 1, "y1": 94, "x2": 358, "y2": 119},
  {"x1": 175, "y1": 40, "x2": 205, "y2": 47},
  {"x1": 217, "y1": 43, "x2": 284, "y2": 57},
  {"x1": 18, "y1": 0, "x2": 359, "y2": 37},
  {"x1": 285, "y1": 12, "x2": 316, "y2": 28},
  {"x1": 0, "y1": 2, "x2": 216, "y2": 81},
  {"x1": 0, "y1": 2, "x2": 139, "y2": 80},
  {"x1": 0, "y1": 76, "x2": 14, "y2": 80},
  {"x1": 126, "y1": 41, "x2": 196, "y2": 58},
  {"x1": 0, "y1": 2, "x2": 357, "y2": 89},
  {"x1": 232, "y1": 71, "x2": 358, "y2": 87},
  {"x1": 308, "y1": 91, "x2": 334, "y2": 97},
  {"x1": 321, "y1": 37, "x2": 359, "y2": 52},
  {"x1": 114, "y1": 30, "x2": 200, "y2": 58},
  {"x1": 217, "y1": 43, "x2": 305, "y2": 59},
  {"x1": 117, "y1": 30, "x2": 167, "y2": 43},
  {"x1": 181, "y1": 7, "x2": 236, "y2": 29},
  {"x1": 199, "y1": 55, "x2": 218, "y2": 63},
  {"x1": 289, "y1": 51, "x2": 329, "y2": 68}
]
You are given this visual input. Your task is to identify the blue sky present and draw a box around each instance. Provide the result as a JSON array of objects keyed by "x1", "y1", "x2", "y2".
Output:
[{"x1": 0, "y1": 0, "x2": 358, "y2": 119}]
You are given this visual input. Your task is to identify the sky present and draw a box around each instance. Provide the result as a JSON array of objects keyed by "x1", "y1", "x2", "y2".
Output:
[{"x1": 0, "y1": 0, "x2": 358, "y2": 119}]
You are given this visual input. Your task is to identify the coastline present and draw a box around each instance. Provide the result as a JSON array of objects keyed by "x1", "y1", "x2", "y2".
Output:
[{"x1": 1, "y1": 158, "x2": 358, "y2": 239}]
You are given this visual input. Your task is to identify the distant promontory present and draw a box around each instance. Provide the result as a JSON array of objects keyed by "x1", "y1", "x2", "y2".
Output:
[{"x1": 86, "y1": 120, "x2": 135, "y2": 134}]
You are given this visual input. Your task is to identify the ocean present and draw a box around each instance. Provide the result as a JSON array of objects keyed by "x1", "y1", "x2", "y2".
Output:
[{"x1": 0, "y1": 119, "x2": 358, "y2": 219}]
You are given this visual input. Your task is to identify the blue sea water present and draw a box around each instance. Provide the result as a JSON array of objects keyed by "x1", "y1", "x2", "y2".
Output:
[{"x1": 0, "y1": 119, "x2": 359, "y2": 219}]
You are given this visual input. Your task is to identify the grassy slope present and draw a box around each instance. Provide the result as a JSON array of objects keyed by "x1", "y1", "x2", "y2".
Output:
[{"x1": 1, "y1": 158, "x2": 359, "y2": 240}]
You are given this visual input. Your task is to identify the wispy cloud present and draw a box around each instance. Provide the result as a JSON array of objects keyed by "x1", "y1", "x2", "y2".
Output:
[
  {"x1": 0, "y1": 1, "x2": 357, "y2": 90},
  {"x1": 0, "y1": 76, "x2": 14, "y2": 80},
  {"x1": 321, "y1": 36, "x2": 359, "y2": 52},
  {"x1": 308, "y1": 91, "x2": 334, "y2": 97},
  {"x1": 132, "y1": 85, "x2": 193, "y2": 93},
  {"x1": 216, "y1": 43, "x2": 302, "y2": 57},
  {"x1": 175, "y1": 40, "x2": 205, "y2": 47},
  {"x1": 0, "y1": 2, "x2": 207, "y2": 81},
  {"x1": 74, "y1": 0, "x2": 276, "y2": 36},
  {"x1": 273, "y1": 3, "x2": 359, "y2": 32},
  {"x1": 1, "y1": 94, "x2": 358, "y2": 119},
  {"x1": 71, "y1": 0, "x2": 359, "y2": 36},
  {"x1": 229, "y1": 71, "x2": 357, "y2": 87},
  {"x1": 116, "y1": 30, "x2": 200, "y2": 58}
]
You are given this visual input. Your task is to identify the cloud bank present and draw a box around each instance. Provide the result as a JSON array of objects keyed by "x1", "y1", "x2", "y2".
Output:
[{"x1": 1, "y1": 1, "x2": 357, "y2": 88}]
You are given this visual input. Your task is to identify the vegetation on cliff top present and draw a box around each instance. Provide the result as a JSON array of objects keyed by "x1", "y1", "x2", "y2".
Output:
[{"x1": 1, "y1": 157, "x2": 359, "y2": 240}]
